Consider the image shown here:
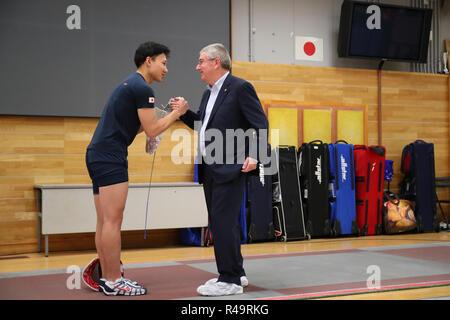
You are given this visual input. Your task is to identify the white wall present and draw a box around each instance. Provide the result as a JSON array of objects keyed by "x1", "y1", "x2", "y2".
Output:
[{"x1": 232, "y1": 0, "x2": 449, "y2": 72}]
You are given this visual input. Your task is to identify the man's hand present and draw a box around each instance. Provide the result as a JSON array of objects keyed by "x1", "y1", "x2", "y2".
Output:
[
  {"x1": 241, "y1": 157, "x2": 258, "y2": 172},
  {"x1": 170, "y1": 97, "x2": 189, "y2": 117}
]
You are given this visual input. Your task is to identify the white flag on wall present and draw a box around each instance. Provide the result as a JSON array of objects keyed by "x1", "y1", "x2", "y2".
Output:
[{"x1": 295, "y1": 36, "x2": 324, "y2": 61}]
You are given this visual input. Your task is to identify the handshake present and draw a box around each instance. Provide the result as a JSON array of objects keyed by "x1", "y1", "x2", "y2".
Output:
[
  {"x1": 169, "y1": 97, "x2": 189, "y2": 117},
  {"x1": 145, "y1": 97, "x2": 189, "y2": 155}
]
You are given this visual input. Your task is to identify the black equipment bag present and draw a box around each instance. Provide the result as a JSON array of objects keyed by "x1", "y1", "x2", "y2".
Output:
[
  {"x1": 400, "y1": 140, "x2": 439, "y2": 232},
  {"x1": 272, "y1": 146, "x2": 309, "y2": 241},
  {"x1": 298, "y1": 140, "x2": 332, "y2": 237},
  {"x1": 247, "y1": 147, "x2": 274, "y2": 242}
]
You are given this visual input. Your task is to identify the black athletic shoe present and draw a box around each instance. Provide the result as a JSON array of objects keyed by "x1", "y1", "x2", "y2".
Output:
[{"x1": 99, "y1": 277, "x2": 147, "y2": 296}]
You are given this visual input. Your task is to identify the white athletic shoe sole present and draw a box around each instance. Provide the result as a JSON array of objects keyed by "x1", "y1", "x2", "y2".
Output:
[
  {"x1": 204, "y1": 276, "x2": 248, "y2": 288},
  {"x1": 197, "y1": 281, "x2": 243, "y2": 296}
]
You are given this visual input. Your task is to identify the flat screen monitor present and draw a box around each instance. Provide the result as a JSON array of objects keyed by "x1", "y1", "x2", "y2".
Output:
[{"x1": 338, "y1": 0, "x2": 432, "y2": 63}]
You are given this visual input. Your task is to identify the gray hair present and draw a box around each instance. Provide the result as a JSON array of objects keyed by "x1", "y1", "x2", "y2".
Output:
[{"x1": 200, "y1": 43, "x2": 231, "y2": 71}]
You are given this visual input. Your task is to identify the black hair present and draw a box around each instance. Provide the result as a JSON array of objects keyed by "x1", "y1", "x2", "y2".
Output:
[{"x1": 134, "y1": 41, "x2": 170, "y2": 68}]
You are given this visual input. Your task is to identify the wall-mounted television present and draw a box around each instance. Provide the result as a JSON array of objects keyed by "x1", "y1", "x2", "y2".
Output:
[{"x1": 338, "y1": 0, "x2": 433, "y2": 63}]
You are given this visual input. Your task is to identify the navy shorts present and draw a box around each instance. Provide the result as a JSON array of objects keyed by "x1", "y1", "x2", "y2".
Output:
[{"x1": 85, "y1": 149, "x2": 128, "y2": 195}]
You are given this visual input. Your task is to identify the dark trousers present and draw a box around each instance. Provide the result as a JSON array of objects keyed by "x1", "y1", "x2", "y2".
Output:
[{"x1": 202, "y1": 164, "x2": 246, "y2": 285}]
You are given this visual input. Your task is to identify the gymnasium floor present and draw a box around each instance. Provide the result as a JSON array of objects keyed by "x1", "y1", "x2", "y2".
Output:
[{"x1": 0, "y1": 232, "x2": 449, "y2": 300}]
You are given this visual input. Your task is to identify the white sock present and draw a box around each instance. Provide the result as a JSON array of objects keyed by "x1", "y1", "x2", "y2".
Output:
[{"x1": 102, "y1": 277, "x2": 122, "y2": 284}]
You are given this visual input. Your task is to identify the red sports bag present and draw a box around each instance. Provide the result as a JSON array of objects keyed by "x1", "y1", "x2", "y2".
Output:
[{"x1": 353, "y1": 145, "x2": 386, "y2": 235}]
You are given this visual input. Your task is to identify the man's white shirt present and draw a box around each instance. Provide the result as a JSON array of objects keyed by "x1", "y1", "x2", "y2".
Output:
[{"x1": 199, "y1": 71, "x2": 229, "y2": 156}]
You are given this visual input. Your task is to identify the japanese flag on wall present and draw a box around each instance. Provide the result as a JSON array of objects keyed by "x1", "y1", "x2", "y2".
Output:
[{"x1": 295, "y1": 36, "x2": 323, "y2": 61}]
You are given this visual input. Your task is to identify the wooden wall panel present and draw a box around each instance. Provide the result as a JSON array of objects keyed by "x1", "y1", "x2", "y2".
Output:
[
  {"x1": 303, "y1": 109, "x2": 332, "y2": 143},
  {"x1": 337, "y1": 110, "x2": 365, "y2": 145},
  {"x1": 263, "y1": 102, "x2": 367, "y2": 147},
  {"x1": 267, "y1": 108, "x2": 299, "y2": 147}
]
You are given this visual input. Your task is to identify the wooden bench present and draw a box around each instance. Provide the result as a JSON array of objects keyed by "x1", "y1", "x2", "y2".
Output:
[{"x1": 34, "y1": 183, "x2": 208, "y2": 256}]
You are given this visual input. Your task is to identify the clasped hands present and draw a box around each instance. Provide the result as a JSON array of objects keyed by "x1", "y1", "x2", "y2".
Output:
[{"x1": 169, "y1": 97, "x2": 189, "y2": 117}]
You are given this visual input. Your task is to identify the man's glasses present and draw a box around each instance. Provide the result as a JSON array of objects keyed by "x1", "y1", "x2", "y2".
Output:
[{"x1": 197, "y1": 58, "x2": 216, "y2": 66}]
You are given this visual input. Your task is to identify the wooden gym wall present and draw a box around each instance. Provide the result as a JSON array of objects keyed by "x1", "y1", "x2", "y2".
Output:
[
  {"x1": 0, "y1": 119, "x2": 195, "y2": 255},
  {"x1": 0, "y1": 61, "x2": 448, "y2": 255}
]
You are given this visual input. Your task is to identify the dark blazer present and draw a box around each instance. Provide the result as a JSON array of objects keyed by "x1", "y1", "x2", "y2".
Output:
[{"x1": 180, "y1": 73, "x2": 269, "y2": 184}]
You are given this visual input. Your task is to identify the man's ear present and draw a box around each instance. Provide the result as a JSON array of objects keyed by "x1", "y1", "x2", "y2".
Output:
[{"x1": 213, "y1": 58, "x2": 221, "y2": 69}]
